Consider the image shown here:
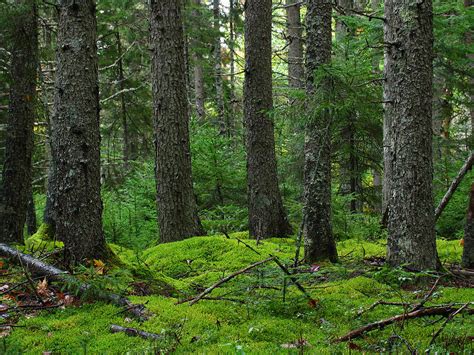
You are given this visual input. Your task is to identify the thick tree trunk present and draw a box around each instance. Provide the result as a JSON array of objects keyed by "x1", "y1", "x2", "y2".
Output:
[
  {"x1": 244, "y1": 0, "x2": 292, "y2": 239},
  {"x1": 464, "y1": 0, "x2": 474, "y2": 146},
  {"x1": 285, "y1": 0, "x2": 304, "y2": 89},
  {"x1": 462, "y1": 183, "x2": 474, "y2": 268},
  {"x1": 192, "y1": 0, "x2": 205, "y2": 121},
  {"x1": 213, "y1": 0, "x2": 226, "y2": 135},
  {"x1": 303, "y1": 0, "x2": 338, "y2": 262},
  {"x1": 149, "y1": 0, "x2": 205, "y2": 243},
  {"x1": 0, "y1": 0, "x2": 38, "y2": 244},
  {"x1": 384, "y1": 0, "x2": 439, "y2": 270},
  {"x1": 51, "y1": 0, "x2": 109, "y2": 263}
]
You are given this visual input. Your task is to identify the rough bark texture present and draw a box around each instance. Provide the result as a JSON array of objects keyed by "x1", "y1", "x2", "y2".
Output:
[
  {"x1": 462, "y1": 183, "x2": 474, "y2": 268},
  {"x1": 465, "y1": 0, "x2": 474, "y2": 146},
  {"x1": 51, "y1": 0, "x2": 108, "y2": 263},
  {"x1": 303, "y1": 0, "x2": 338, "y2": 262},
  {"x1": 26, "y1": 183, "x2": 37, "y2": 236},
  {"x1": 384, "y1": 0, "x2": 439, "y2": 270},
  {"x1": 213, "y1": 0, "x2": 226, "y2": 135},
  {"x1": 286, "y1": 0, "x2": 304, "y2": 89},
  {"x1": 244, "y1": 0, "x2": 292, "y2": 239},
  {"x1": 0, "y1": 0, "x2": 38, "y2": 244},
  {"x1": 150, "y1": 0, "x2": 205, "y2": 243}
]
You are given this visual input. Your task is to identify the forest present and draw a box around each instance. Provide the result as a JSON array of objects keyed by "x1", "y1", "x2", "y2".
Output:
[{"x1": 0, "y1": 0, "x2": 473, "y2": 352}]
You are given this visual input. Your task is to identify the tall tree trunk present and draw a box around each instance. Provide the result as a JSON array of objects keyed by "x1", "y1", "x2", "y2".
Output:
[
  {"x1": 384, "y1": 0, "x2": 439, "y2": 270},
  {"x1": 213, "y1": 0, "x2": 226, "y2": 135},
  {"x1": 149, "y1": 0, "x2": 205, "y2": 243},
  {"x1": 464, "y1": 0, "x2": 474, "y2": 146},
  {"x1": 229, "y1": 0, "x2": 238, "y2": 127},
  {"x1": 115, "y1": 31, "x2": 132, "y2": 171},
  {"x1": 286, "y1": 0, "x2": 304, "y2": 89},
  {"x1": 52, "y1": 0, "x2": 108, "y2": 263},
  {"x1": 244, "y1": 0, "x2": 292, "y2": 239},
  {"x1": 192, "y1": 0, "x2": 205, "y2": 121},
  {"x1": 462, "y1": 183, "x2": 474, "y2": 268},
  {"x1": 0, "y1": 0, "x2": 38, "y2": 244},
  {"x1": 302, "y1": 0, "x2": 338, "y2": 262}
]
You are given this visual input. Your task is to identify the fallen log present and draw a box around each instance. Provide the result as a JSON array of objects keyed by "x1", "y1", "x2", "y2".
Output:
[
  {"x1": 435, "y1": 151, "x2": 474, "y2": 221},
  {"x1": 0, "y1": 243, "x2": 150, "y2": 320},
  {"x1": 335, "y1": 304, "x2": 474, "y2": 343},
  {"x1": 110, "y1": 324, "x2": 163, "y2": 341}
]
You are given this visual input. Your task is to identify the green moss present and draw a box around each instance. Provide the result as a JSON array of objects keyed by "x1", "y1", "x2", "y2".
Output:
[
  {"x1": 3, "y1": 236, "x2": 473, "y2": 354},
  {"x1": 24, "y1": 224, "x2": 63, "y2": 252}
]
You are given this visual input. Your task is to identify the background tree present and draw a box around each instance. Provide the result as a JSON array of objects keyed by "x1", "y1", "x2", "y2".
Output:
[
  {"x1": 384, "y1": 0, "x2": 439, "y2": 270},
  {"x1": 0, "y1": 0, "x2": 38, "y2": 244},
  {"x1": 51, "y1": 0, "x2": 108, "y2": 263},
  {"x1": 149, "y1": 0, "x2": 205, "y2": 243},
  {"x1": 244, "y1": 0, "x2": 292, "y2": 240}
]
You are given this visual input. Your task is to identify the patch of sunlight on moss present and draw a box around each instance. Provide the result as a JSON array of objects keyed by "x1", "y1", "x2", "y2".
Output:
[
  {"x1": 437, "y1": 239, "x2": 463, "y2": 263},
  {"x1": 24, "y1": 224, "x2": 63, "y2": 252}
]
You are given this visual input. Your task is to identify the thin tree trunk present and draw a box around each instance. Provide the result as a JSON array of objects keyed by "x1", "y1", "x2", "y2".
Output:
[
  {"x1": 149, "y1": 0, "x2": 205, "y2": 243},
  {"x1": 229, "y1": 0, "x2": 238, "y2": 128},
  {"x1": 464, "y1": 0, "x2": 474, "y2": 147},
  {"x1": 192, "y1": 0, "x2": 205, "y2": 121},
  {"x1": 303, "y1": 0, "x2": 338, "y2": 262},
  {"x1": 244, "y1": 0, "x2": 292, "y2": 240},
  {"x1": 51, "y1": 0, "x2": 109, "y2": 263},
  {"x1": 462, "y1": 183, "x2": 474, "y2": 268},
  {"x1": 0, "y1": 0, "x2": 38, "y2": 244},
  {"x1": 213, "y1": 0, "x2": 226, "y2": 135},
  {"x1": 286, "y1": 0, "x2": 304, "y2": 89},
  {"x1": 115, "y1": 31, "x2": 131, "y2": 171},
  {"x1": 384, "y1": 0, "x2": 439, "y2": 270},
  {"x1": 26, "y1": 182, "x2": 37, "y2": 236}
]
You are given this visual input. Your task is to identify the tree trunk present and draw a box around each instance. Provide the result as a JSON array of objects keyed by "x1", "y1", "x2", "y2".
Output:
[
  {"x1": 26, "y1": 182, "x2": 37, "y2": 236},
  {"x1": 115, "y1": 31, "x2": 132, "y2": 171},
  {"x1": 384, "y1": 0, "x2": 439, "y2": 270},
  {"x1": 213, "y1": 0, "x2": 226, "y2": 135},
  {"x1": 285, "y1": 0, "x2": 304, "y2": 89},
  {"x1": 303, "y1": 0, "x2": 338, "y2": 262},
  {"x1": 51, "y1": 0, "x2": 108, "y2": 263},
  {"x1": 244, "y1": 0, "x2": 292, "y2": 239},
  {"x1": 149, "y1": 0, "x2": 205, "y2": 243},
  {"x1": 462, "y1": 183, "x2": 474, "y2": 268},
  {"x1": 0, "y1": 0, "x2": 38, "y2": 244},
  {"x1": 192, "y1": 0, "x2": 205, "y2": 121},
  {"x1": 464, "y1": 0, "x2": 474, "y2": 147},
  {"x1": 229, "y1": 0, "x2": 238, "y2": 128}
]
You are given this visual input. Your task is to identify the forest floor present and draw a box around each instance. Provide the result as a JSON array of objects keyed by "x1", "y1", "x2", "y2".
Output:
[{"x1": 0, "y1": 233, "x2": 473, "y2": 353}]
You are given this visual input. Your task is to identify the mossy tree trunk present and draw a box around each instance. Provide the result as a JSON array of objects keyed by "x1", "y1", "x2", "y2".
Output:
[
  {"x1": 0, "y1": 0, "x2": 38, "y2": 244},
  {"x1": 149, "y1": 0, "x2": 205, "y2": 243},
  {"x1": 51, "y1": 0, "x2": 109, "y2": 263},
  {"x1": 244, "y1": 0, "x2": 292, "y2": 240},
  {"x1": 302, "y1": 0, "x2": 338, "y2": 262},
  {"x1": 384, "y1": 0, "x2": 439, "y2": 270}
]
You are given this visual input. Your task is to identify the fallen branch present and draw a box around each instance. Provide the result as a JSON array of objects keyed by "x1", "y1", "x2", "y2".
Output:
[
  {"x1": 0, "y1": 243, "x2": 150, "y2": 320},
  {"x1": 335, "y1": 304, "x2": 474, "y2": 343},
  {"x1": 429, "y1": 303, "x2": 470, "y2": 346},
  {"x1": 188, "y1": 257, "x2": 274, "y2": 306},
  {"x1": 357, "y1": 300, "x2": 410, "y2": 317},
  {"x1": 435, "y1": 152, "x2": 474, "y2": 221},
  {"x1": 110, "y1": 324, "x2": 163, "y2": 341}
]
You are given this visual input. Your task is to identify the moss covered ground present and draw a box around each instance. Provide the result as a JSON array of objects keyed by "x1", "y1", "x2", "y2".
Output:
[{"x1": 1, "y1": 234, "x2": 473, "y2": 353}]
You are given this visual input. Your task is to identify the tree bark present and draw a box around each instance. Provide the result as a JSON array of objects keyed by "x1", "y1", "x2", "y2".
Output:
[
  {"x1": 149, "y1": 0, "x2": 205, "y2": 243},
  {"x1": 244, "y1": 0, "x2": 292, "y2": 239},
  {"x1": 26, "y1": 182, "x2": 37, "y2": 236},
  {"x1": 462, "y1": 183, "x2": 474, "y2": 268},
  {"x1": 286, "y1": 0, "x2": 304, "y2": 89},
  {"x1": 303, "y1": 0, "x2": 338, "y2": 262},
  {"x1": 0, "y1": 0, "x2": 38, "y2": 244},
  {"x1": 384, "y1": 0, "x2": 439, "y2": 270},
  {"x1": 51, "y1": 0, "x2": 108, "y2": 263}
]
